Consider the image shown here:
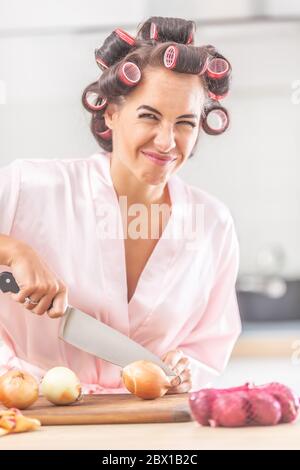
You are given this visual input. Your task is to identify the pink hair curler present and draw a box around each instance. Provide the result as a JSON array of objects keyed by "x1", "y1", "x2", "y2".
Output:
[
  {"x1": 186, "y1": 23, "x2": 195, "y2": 45},
  {"x1": 96, "y1": 128, "x2": 112, "y2": 140},
  {"x1": 150, "y1": 22, "x2": 158, "y2": 40},
  {"x1": 83, "y1": 92, "x2": 107, "y2": 112},
  {"x1": 118, "y1": 61, "x2": 141, "y2": 86},
  {"x1": 198, "y1": 56, "x2": 210, "y2": 76},
  {"x1": 207, "y1": 57, "x2": 230, "y2": 79},
  {"x1": 115, "y1": 28, "x2": 135, "y2": 46},
  {"x1": 95, "y1": 55, "x2": 108, "y2": 70},
  {"x1": 186, "y1": 32, "x2": 193, "y2": 44},
  {"x1": 163, "y1": 45, "x2": 179, "y2": 69},
  {"x1": 203, "y1": 107, "x2": 229, "y2": 135},
  {"x1": 207, "y1": 90, "x2": 228, "y2": 101}
]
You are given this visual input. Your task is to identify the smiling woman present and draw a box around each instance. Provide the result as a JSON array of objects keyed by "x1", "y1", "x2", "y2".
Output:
[
  {"x1": 103, "y1": 66, "x2": 204, "y2": 190},
  {"x1": 0, "y1": 16, "x2": 240, "y2": 396},
  {"x1": 82, "y1": 18, "x2": 231, "y2": 156}
]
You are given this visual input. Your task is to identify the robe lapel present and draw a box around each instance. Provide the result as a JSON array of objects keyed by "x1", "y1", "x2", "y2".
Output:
[
  {"x1": 128, "y1": 172, "x2": 188, "y2": 337},
  {"x1": 89, "y1": 153, "x2": 129, "y2": 337}
]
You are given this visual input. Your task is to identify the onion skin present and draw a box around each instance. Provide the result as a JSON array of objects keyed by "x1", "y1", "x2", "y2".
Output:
[
  {"x1": 189, "y1": 382, "x2": 299, "y2": 427},
  {"x1": 248, "y1": 391, "x2": 282, "y2": 426},
  {"x1": 0, "y1": 408, "x2": 41, "y2": 436},
  {"x1": 122, "y1": 360, "x2": 172, "y2": 400},
  {"x1": 0, "y1": 370, "x2": 39, "y2": 410},
  {"x1": 211, "y1": 392, "x2": 249, "y2": 427},
  {"x1": 41, "y1": 367, "x2": 82, "y2": 405},
  {"x1": 189, "y1": 389, "x2": 216, "y2": 425},
  {"x1": 257, "y1": 382, "x2": 299, "y2": 423}
]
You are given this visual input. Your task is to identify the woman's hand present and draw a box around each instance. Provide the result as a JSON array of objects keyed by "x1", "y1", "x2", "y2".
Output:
[
  {"x1": 8, "y1": 240, "x2": 68, "y2": 318},
  {"x1": 161, "y1": 349, "x2": 192, "y2": 394}
]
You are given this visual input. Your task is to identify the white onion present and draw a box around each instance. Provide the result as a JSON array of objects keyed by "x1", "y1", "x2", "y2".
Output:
[{"x1": 41, "y1": 366, "x2": 82, "y2": 405}]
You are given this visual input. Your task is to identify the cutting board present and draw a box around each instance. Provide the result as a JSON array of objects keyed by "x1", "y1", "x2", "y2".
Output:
[{"x1": 19, "y1": 393, "x2": 193, "y2": 425}]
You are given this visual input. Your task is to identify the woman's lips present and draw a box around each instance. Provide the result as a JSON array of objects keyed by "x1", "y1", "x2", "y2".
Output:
[{"x1": 141, "y1": 151, "x2": 176, "y2": 166}]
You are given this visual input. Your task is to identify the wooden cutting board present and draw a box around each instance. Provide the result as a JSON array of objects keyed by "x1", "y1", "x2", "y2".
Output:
[{"x1": 19, "y1": 393, "x2": 193, "y2": 425}]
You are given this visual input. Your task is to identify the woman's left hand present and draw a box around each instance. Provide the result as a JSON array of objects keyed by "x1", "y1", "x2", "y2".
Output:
[{"x1": 161, "y1": 349, "x2": 192, "y2": 394}]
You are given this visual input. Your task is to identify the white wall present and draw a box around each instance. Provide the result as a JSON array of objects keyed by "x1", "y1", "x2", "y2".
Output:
[
  {"x1": 222, "y1": 89, "x2": 300, "y2": 278},
  {"x1": 0, "y1": 0, "x2": 146, "y2": 31},
  {"x1": 0, "y1": 2, "x2": 299, "y2": 277},
  {"x1": 180, "y1": 22, "x2": 300, "y2": 278}
]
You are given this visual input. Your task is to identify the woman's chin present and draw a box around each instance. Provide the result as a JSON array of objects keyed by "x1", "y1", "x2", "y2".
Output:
[{"x1": 139, "y1": 171, "x2": 168, "y2": 186}]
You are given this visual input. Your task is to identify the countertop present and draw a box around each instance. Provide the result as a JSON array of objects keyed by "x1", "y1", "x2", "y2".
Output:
[
  {"x1": 2, "y1": 352, "x2": 300, "y2": 450},
  {"x1": 1, "y1": 419, "x2": 300, "y2": 450},
  {"x1": 1, "y1": 324, "x2": 300, "y2": 450}
]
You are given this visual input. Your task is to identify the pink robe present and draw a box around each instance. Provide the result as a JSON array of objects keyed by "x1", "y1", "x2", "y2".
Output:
[{"x1": 0, "y1": 151, "x2": 241, "y2": 393}]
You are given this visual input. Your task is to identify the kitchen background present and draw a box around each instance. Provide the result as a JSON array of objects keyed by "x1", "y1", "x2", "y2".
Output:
[{"x1": 0, "y1": 0, "x2": 299, "y2": 391}]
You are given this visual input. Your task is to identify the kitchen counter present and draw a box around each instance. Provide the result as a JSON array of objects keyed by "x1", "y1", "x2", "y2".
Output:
[
  {"x1": 232, "y1": 321, "x2": 300, "y2": 358},
  {"x1": 1, "y1": 327, "x2": 300, "y2": 450},
  {"x1": 1, "y1": 419, "x2": 300, "y2": 450}
]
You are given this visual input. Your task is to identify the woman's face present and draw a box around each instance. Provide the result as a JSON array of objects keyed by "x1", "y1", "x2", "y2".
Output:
[{"x1": 104, "y1": 65, "x2": 206, "y2": 186}]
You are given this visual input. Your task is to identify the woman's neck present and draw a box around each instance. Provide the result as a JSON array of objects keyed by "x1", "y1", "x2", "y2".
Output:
[{"x1": 109, "y1": 154, "x2": 170, "y2": 208}]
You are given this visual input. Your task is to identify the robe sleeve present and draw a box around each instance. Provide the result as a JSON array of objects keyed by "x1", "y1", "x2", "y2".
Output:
[
  {"x1": 179, "y1": 215, "x2": 241, "y2": 391},
  {"x1": 0, "y1": 160, "x2": 22, "y2": 236}
]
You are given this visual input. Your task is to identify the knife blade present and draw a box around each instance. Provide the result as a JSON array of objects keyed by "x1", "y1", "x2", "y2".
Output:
[
  {"x1": 59, "y1": 306, "x2": 176, "y2": 376},
  {"x1": 0, "y1": 271, "x2": 176, "y2": 377}
]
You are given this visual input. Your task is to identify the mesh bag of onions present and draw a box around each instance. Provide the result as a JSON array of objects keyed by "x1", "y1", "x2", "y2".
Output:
[{"x1": 189, "y1": 382, "x2": 299, "y2": 427}]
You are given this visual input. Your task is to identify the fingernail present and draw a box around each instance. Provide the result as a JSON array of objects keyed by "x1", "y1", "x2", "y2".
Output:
[{"x1": 171, "y1": 376, "x2": 181, "y2": 387}]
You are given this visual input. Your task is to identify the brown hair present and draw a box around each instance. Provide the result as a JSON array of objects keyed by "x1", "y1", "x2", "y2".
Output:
[{"x1": 82, "y1": 16, "x2": 232, "y2": 157}]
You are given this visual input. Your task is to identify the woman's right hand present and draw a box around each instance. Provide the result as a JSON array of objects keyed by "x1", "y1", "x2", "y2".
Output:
[{"x1": 8, "y1": 241, "x2": 68, "y2": 318}]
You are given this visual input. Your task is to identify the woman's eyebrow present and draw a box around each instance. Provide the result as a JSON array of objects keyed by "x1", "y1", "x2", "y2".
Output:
[{"x1": 136, "y1": 105, "x2": 198, "y2": 120}]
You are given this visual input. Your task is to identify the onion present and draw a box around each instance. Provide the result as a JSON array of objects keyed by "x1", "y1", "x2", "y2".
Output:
[
  {"x1": 249, "y1": 391, "x2": 282, "y2": 425},
  {"x1": 258, "y1": 382, "x2": 299, "y2": 423},
  {"x1": 211, "y1": 392, "x2": 249, "y2": 427},
  {"x1": 0, "y1": 408, "x2": 41, "y2": 435},
  {"x1": 189, "y1": 389, "x2": 216, "y2": 426},
  {"x1": 0, "y1": 370, "x2": 39, "y2": 409},
  {"x1": 41, "y1": 367, "x2": 82, "y2": 405},
  {"x1": 188, "y1": 381, "x2": 299, "y2": 428},
  {"x1": 122, "y1": 360, "x2": 172, "y2": 400}
]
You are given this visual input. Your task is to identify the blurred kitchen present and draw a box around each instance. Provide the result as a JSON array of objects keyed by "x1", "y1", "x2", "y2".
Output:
[{"x1": 0, "y1": 0, "x2": 300, "y2": 392}]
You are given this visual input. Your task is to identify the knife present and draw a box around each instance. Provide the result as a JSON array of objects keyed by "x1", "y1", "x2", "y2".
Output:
[{"x1": 0, "y1": 271, "x2": 176, "y2": 377}]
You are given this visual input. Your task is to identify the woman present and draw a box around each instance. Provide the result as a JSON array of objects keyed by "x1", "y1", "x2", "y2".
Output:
[{"x1": 0, "y1": 17, "x2": 241, "y2": 394}]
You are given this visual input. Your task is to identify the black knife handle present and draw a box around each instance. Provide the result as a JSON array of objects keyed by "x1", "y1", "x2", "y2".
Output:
[
  {"x1": 0, "y1": 271, "x2": 54, "y2": 309},
  {"x1": 0, "y1": 271, "x2": 20, "y2": 293}
]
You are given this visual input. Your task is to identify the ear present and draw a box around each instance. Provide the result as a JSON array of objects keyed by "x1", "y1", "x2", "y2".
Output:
[{"x1": 104, "y1": 102, "x2": 119, "y2": 130}]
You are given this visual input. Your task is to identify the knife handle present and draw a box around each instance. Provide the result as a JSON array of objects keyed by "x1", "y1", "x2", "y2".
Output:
[
  {"x1": 0, "y1": 271, "x2": 20, "y2": 293},
  {"x1": 0, "y1": 271, "x2": 54, "y2": 309}
]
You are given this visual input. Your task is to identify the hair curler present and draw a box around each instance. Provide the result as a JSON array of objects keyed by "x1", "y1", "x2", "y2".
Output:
[
  {"x1": 114, "y1": 28, "x2": 136, "y2": 46},
  {"x1": 150, "y1": 22, "x2": 158, "y2": 40},
  {"x1": 202, "y1": 106, "x2": 229, "y2": 135},
  {"x1": 207, "y1": 90, "x2": 228, "y2": 101},
  {"x1": 117, "y1": 61, "x2": 141, "y2": 86},
  {"x1": 163, "y1": 45, "x2": 179, "y2": 69},
  {"x1": 207, "y1": 57, "x2": 230, "y2": 79},
  {"x1": 96, "y1": 128, "x2": 112, "y2": 140},
  {"x1": 83, "y1": 92, "x2": 107, "y2": 112}
]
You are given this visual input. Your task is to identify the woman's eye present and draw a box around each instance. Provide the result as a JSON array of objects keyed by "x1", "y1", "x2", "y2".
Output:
[
  {"x1": 138, "y1": 113, "x2": 196, "y2": 128},
  {"x1": 138, "y1": 113, "x2": 158, "y2": 120},
  {"x1": 180, "y1": 121, "x2": 196, "y2": 128}
]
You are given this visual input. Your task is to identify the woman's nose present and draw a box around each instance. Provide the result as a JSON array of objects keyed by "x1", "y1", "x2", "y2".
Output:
[{"x1": 153, "y1": 124, "x2": 176, "y2": 153}]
